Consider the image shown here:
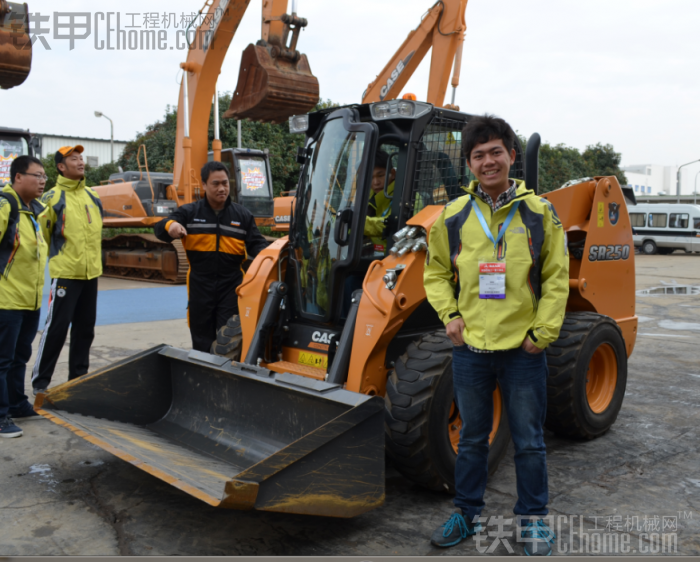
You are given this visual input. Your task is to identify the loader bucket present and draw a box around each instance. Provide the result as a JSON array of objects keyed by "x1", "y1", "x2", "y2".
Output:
[
  {"x1": 35, "y1": 345, "x2": 385, "y2": 517},
  {"x1": 224, "y1": 43, "x2": 319, "y2": 123}
]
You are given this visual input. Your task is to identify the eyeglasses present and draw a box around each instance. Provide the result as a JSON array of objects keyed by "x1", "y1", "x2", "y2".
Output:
[{"x1": 22, "y1": 172, "x2": 49, "y2": 181}]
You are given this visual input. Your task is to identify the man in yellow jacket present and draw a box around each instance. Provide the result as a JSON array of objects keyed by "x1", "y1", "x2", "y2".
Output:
[
  {"x1": 0, "y1": 156, "x2": 48, "y2": 438},
  {"x1": 425, "y1": 115, "x2": 569, "y2": 555},
  {"x1": 32, "y1": 146, "x2": 103, "y2": 394}
]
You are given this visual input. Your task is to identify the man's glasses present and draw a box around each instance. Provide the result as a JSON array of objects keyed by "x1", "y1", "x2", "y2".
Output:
[{"x1": 22, "y1": 172, "x2": 48, "y2": 181}]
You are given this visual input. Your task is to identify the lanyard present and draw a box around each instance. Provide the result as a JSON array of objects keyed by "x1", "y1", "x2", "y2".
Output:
[
  {"x1": 471, "y1": 196, "x2": 520, "y2": 255},
  {"x1": 29, "y1": 215, "x2": 41, "y2": 259}
]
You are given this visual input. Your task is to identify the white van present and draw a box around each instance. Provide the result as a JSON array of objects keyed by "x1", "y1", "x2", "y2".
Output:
[{"x1": 630, "y1": 203, "x2": 700, "y2": 254}]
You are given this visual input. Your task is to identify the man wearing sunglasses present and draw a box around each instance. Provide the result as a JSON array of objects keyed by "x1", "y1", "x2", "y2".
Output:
[
  {"x1": 32, "y1": 146, "x2": 103, "y2": 396},
  {"x1": 0, "y1": 156, "x2": 48, "y2": 438},
  {"x1": 155, "y1": 161, "x2": 268, "y2": 352}
]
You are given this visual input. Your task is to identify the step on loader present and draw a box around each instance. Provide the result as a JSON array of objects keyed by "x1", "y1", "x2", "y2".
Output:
[{"x1": 37, "y1": 102, "x2": 637, "y2": 517}]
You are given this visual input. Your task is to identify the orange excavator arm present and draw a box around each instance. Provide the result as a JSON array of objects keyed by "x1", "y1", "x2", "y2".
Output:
[
  {"x1": 361, "y1": 0, "x2": 468, "y2": 109},
  {"x1": 173, "y1": 0, "x2": 318, "y2": 204}
]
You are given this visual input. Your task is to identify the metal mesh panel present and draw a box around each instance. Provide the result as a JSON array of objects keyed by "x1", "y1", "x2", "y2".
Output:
[{"x1": 410, "y1": 116, "x2": 525, "y2": 217}]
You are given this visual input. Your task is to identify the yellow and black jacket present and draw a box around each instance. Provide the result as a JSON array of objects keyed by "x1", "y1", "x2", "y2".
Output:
[
  {"x1": 0, "y1": 185, "x2": 48, "y2": 310},
  {"x1": 155, "y1": 197, "x2": 269, "y2": 295},
  {"x1": 424, "y1": 180, "x2": 569, "y2": 350},
  {"x1": 38, "y1": 176, "x2": 104, "y2": 280},
  {"x1": 364, "y1": 181, "x2": 394, "y2": 253}
]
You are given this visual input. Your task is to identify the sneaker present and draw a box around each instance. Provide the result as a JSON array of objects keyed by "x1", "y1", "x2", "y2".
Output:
[
  {"x1": 0, "y1": 417, "x2": 23, "y2": 438},
  {"x1": 32, "y1": 386, "x2": 48, "y2": 396},
  {"x1": 430, "y1": 510, "x2": 482, "y2": 548},
  {"x1": 521, "y1": 519, "x2": 556, "y2": 556},
  {"x1": 10, "y1": 407, "x2": 41, "y2": 420}
]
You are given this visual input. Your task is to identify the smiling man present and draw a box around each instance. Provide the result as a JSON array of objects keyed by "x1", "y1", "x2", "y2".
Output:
[
  {"x1": 424, "y1": 115, "x2": 569, "y2": 555},
  {"x1": 32, "y1": 146, "x2": 104, "y2": 396},
  {"x1": 155, "y1": 161, "x2": 268, "y2": 352},
  {"x1": 0, "y1": 156, "x2": 48, "y2": 437}
]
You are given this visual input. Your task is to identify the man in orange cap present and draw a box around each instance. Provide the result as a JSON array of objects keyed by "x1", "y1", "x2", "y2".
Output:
[{"x1": 32, "y1": 146, "x2": 104, "y2": 394}]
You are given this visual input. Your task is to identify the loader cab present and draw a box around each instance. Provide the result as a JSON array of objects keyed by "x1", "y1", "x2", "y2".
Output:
[{"x1": 285, "y1": 103, "x2": 526, "y2": 342}]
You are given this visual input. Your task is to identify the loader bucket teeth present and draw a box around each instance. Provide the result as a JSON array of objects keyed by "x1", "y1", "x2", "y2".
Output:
[
  {"x1": 224, "y1": 43, "x2": 319, "y2": 124},
  {"x1": 35, "y1": 346, "x2": 385, "y2": 518}
]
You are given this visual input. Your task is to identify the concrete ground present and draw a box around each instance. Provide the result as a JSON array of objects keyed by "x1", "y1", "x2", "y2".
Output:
[{"x1": 1, "y1": 255, "x2": 699, "y2": 556}]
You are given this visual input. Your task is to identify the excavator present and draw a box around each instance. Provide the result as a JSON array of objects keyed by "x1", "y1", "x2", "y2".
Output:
[
  {"x1": 95, "y1": 0, "x2": 319, "y2": 283},
  {"x1": 36, "y1": 0, "x2": 637, "y2": 519}
]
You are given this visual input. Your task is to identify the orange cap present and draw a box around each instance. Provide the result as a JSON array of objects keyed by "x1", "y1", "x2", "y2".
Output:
[{"x1": 55, "y1": 145, "x2": 84, "y2": 165}]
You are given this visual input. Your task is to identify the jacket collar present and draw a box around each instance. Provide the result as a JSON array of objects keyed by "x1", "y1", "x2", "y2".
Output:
[
  {"x1": 463, "y1": 179, "x2": 533, "y2": 202},
  {"x1": 202, "y1": 194, "x2": 232, "y2": 213},
  {"x1": 3, "y1": 184, "x2": 44, "y2": 216},
  {"x1": 56, "y1": 175, "x2": 87, "y2": 192}
]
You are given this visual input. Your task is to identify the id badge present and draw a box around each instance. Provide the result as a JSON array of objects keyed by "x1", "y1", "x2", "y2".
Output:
[{"x1": 479, "y1": 259, "x2": 506, "y2": 299}]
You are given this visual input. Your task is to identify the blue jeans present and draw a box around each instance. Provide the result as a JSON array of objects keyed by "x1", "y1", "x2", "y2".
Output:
[
  {"x1": 452, "y1": 345, "x2": 549, "y2": 523},
  {"x1": 0, "y1": 309, "x2": 41, "y2": 418}
]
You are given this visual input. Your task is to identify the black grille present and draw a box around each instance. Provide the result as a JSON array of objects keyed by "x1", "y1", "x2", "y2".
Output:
[{"x1": 410, "y1": 115, "x2": 525, "y2": 217}]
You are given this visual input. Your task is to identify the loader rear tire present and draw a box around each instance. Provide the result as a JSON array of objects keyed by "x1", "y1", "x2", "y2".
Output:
[
  {"x1": 384, "y1": 331, "x2": 511, "y2": 493},
  {"x1": 210, "y1": 315, "x2": 243, "y2": 360},
  {"x1": 545, "y1": 312, "x2": 627, "y2": 440}
]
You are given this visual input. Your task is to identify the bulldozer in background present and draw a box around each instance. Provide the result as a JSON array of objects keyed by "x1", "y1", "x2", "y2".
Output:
[{"x1": 35, "y1": 100, "x2": 638, "y2": 517}]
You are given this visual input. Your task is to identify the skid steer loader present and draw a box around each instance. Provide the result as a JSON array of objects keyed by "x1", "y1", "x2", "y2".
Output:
[{"x1": 36, "y1": 101, "x2": 637, "y2": 517}]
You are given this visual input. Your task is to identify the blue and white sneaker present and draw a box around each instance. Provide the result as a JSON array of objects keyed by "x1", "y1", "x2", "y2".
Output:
[
  {"x1": 430, "y1": 510, "x2": 482, "y2": 548},
  {"x1": 521, "y1": 519, "x2": 556, "y2": 556},
  {"x1": 0, "y1": 417, "x2": 23, "y2": 438}
]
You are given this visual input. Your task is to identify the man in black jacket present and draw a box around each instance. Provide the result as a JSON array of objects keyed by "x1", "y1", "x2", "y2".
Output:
[{"x1": 155, "y1": 161, "x2": 268, "y2": 352}]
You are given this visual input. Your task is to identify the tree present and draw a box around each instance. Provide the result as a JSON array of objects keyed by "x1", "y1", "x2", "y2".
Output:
[
  {"x1": 521, "y1": 136, "x2": 628, "y2": 194},
  {"x1": 117, "y1": 94, "x2": 338, "y2": 196}
]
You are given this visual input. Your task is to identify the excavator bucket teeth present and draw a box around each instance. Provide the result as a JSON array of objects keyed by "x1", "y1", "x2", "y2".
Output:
[
  {"x1": 0, "y1": 2, "x2": 32, "y2": 89},
  {"x1": 224, "y1": 43, "x2": 319, "y2": 124},
  {"x1": 35, "y1": 346, "x2": 385, "y2": 517}
]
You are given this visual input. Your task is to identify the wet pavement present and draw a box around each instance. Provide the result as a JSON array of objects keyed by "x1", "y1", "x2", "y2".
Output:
[{"x1": 1, "y1": 254, "x2": 699, "y2": 556}]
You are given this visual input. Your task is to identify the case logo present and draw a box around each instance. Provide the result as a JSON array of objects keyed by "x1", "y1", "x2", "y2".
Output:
[{"x1": 609, "y1": 202, "x2": 620, "y2": 226}]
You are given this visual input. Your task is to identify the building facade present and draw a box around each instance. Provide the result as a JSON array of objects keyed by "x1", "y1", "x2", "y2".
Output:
[
  {"x1": 34, "y1": 134, "x2": 129, "y2": 167},
  {"x1": 621, "y1": 164, "x2": 694, "y2": 196}
]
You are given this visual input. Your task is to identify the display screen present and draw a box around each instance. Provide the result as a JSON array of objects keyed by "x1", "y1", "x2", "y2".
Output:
[{"x1": 0, "y1": 136, "x2": 29, "y2": 186}]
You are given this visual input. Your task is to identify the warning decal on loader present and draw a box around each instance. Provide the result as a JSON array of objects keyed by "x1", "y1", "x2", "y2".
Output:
[{"x1": 298, "y1": 352, "x2": 328, "y2": 370}]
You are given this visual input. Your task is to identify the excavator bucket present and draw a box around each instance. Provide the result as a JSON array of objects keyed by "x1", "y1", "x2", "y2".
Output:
[
  {"x1": 0, "y1": 1, "x2": 32, "y2": 89},
  {"x1": 224, "y1": 43, "x2": 319, "y2": 124},
  {"x1": 35, "y1": 345, "x2": 385, "y2": 517}
]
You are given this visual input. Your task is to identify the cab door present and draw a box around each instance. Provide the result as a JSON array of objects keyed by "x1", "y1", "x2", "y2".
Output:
[{"x1": 289, "y1": 108, "x2": 377, "y2": 322}]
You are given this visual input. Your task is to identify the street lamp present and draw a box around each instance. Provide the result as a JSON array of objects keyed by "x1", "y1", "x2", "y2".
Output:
[
  {"x1": 94, "y1": 111, "x2": 114, "y2": 163},
  {"x1": 676, "y1": 158, "x2": 700, "y2": 204}
]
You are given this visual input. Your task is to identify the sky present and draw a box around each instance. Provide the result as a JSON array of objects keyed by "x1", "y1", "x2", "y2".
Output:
[{"x1": 3, "y1": 0, "x2": 700, "y2": 191}]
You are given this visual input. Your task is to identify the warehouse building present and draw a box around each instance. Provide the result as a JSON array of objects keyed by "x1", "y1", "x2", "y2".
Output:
[{"x1": 33, "y1": 133, "x2": 129, "y2": 167}]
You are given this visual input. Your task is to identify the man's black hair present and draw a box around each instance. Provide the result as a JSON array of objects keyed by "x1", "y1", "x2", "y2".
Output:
[
  {"x1": 374, "y1": 150, "x2": 391, "y2": 171},
  {"x1": 201, "y1": 160, "x2": 230, "y2": 184},
  {"x1": 10, "y1": 155, "x2": 44, "y2": 184},
  {"x1": 462, "y1": 114, "x2": 515, "y2": 162}
]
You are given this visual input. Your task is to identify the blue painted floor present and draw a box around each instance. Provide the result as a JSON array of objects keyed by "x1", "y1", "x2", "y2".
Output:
[{"x1": 39, "y1": 266, "x2": 188, "y2": 327}]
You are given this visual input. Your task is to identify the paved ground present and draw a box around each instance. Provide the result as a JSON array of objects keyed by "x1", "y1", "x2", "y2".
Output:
[{"x1": 1, "y1": 254, "x2": 699, "y2": 556}]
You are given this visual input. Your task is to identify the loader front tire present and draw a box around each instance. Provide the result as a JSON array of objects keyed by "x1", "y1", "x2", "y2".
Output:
[
  {"x1": 384, "y1": 331, "x2": 511, "y2": 493},
  {"x1": 210, "y1": 314, "x2": 243, "y2": 360},
  {"x1": 545, "y1": 312, "x2": 628, "y2": 440}
]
